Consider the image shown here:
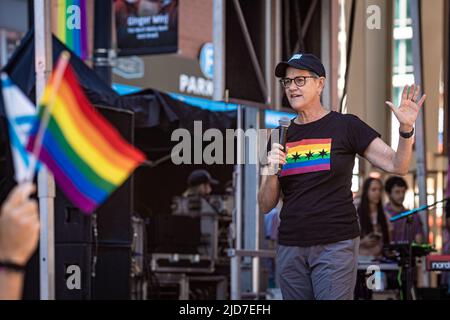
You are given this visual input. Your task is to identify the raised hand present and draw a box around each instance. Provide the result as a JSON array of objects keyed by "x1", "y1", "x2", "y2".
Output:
[{"x1": 385, "y1": 85, "x2": 426, "y2": 131}]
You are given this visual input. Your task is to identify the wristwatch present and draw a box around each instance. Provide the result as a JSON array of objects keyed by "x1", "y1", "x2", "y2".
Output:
[{"x1": 399, "y1": 127, "x2": 414, "y2": 139}]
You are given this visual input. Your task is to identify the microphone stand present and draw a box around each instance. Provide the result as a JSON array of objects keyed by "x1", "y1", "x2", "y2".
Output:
[{"x1": 390, "y1": 198, "x2": 447, "y2": 300}]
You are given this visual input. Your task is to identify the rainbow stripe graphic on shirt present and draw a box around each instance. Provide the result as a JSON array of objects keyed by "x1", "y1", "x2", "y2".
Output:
[{"x1": 280, "y1": 138, "x2": 332, "y2": 177}]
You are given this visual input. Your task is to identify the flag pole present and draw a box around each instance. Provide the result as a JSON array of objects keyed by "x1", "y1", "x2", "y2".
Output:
[
  {"x1": 34, "y1": 0, "x2": 55, "y2": 300},
  {"x1": 26, "y1": 51, "x2": 71, "y2": 182}
]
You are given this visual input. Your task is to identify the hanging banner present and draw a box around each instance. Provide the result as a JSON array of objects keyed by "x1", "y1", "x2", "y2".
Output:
[
  {"x1": 53, "y1": 0, "x2": 89, "y2": 60},
  {"x1": 114, "y1": 0, "x2": 178, "y2": 56}
]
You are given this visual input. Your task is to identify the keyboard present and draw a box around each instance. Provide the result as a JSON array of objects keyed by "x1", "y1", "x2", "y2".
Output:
[{"x1": 426, "y1": 255, "x2": 450, "y2": 271}]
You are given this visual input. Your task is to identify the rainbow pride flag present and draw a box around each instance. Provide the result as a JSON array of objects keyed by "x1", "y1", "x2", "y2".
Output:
[
  {"x1": 55, "y1": 0, "x2": 88, "y2": 60},
  {"x1": 280, "y1": 139, "x2": 332, "y2": 177},
  {"x1": 26, "y1": 54, "x2": 146, "y2": 213}
]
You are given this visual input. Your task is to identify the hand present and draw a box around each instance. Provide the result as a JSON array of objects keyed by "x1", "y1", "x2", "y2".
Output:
[
  {"x1": 386, "y1": 85, "x2": 427, "y2": 131},
  {"x1": 266, "y1": 143, "x2": 287, "y2": 175},
  {"x1": 0, "y1": 183, "x2": 40, "y2": 266}
]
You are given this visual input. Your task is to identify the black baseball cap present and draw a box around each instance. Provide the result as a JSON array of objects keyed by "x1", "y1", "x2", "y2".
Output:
[
  {"x1": 187, "y1": 170, "x2": 219, "y2": 187},
  {"x1": 275, "y1": 53, "x2": 326, "y2": 78}
]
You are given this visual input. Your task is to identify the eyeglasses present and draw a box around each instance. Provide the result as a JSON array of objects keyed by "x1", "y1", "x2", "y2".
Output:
[{"x1": 279, "y1": 76, "x2": 318, "y2": 89}]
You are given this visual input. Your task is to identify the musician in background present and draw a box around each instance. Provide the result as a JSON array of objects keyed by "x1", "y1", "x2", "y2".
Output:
[
  {"x1": 183, "y1": 169, "x2": 218, "y2": 197},
  {"x1": 384, "y1": 176, "x2": 423, "y2": 244},
  {"x1": 357, "y1": 178, "x2": 390, "y2": 259},
  {"x1": 355, "y1": 178, "x2": 391, "y2": 300},
  {"x1": 444, "y1": 201, "x2": 450, "y2": 293}
]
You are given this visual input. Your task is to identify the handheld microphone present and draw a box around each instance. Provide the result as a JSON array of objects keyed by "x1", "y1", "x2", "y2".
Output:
[{"x1": 278, "y1": 117, "x2": 291, "y2": 173}]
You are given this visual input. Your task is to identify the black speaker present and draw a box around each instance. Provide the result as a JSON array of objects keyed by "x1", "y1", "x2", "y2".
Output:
[
  {"x1": 54, "y1": 177, "x2": 133, "y2": 244},
  {"x1": 55, "y1": 243, "x2": 92, "y2": 300},
  {"x1": 91, "y1": 244, "x2": 132, "y2": 299},
  {"x1": 54, "y1": 191, "x2": 92, "y2": 244},
  {"x1": 25, "y1": 243, "x2": 132, "y2": 300},
  {"x1": 54, "y1": 105, "x2": 134, "y2": 244}
]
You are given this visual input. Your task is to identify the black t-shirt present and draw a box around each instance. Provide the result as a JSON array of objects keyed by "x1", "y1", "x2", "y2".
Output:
[{"x1": 276, "y1": 111, "x2": 380, "y2": 246}]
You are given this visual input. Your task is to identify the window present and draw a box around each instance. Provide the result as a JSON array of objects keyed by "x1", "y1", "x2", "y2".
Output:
[{"x1": 391, "y1": 0, "x2": 414, "y2": 148}]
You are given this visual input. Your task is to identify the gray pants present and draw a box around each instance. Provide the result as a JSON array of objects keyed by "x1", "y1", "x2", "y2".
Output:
[{"x1": 276, "y1": 237, "x2": 360, "y2": 300}]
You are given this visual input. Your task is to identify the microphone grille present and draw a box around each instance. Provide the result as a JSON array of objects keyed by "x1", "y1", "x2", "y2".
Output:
[{"x1": 279, "y1": 117, "x2": 291, "y2": 128}]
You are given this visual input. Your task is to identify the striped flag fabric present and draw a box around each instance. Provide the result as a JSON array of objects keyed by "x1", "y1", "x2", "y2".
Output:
[
  {"x1": 1, "y1": 73, "x2": 40, "y2": 183},
  {"x1": 26, "y1": 53, "x2": 146, "y2": 213},
  {"x1": 54, "y1": 0, "x2": 88, "y2": 60}
]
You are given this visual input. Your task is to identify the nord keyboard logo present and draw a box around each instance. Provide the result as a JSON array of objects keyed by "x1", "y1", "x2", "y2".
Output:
[
  {"x1": 431, "y1": 261, "x2": 450, "y2": 270},
  {"x1": 427, "y1": 255, "x2": 450, "y2": 271}
]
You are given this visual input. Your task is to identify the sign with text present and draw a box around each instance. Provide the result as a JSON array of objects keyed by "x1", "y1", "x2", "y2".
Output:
[{"x1": 114, "y1": 0, "x2": 178, "y2": 56}]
